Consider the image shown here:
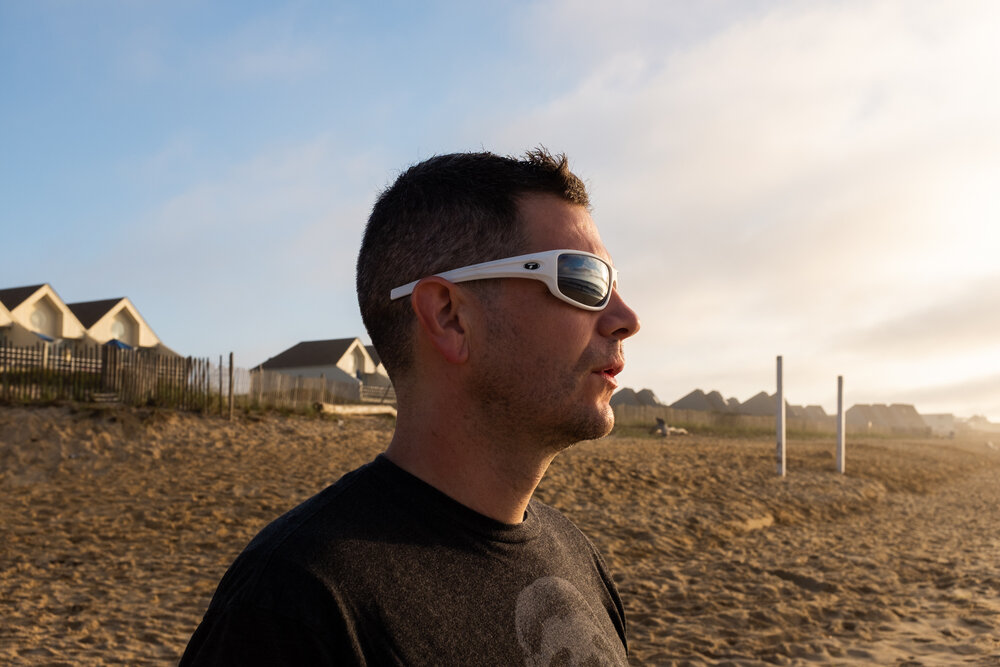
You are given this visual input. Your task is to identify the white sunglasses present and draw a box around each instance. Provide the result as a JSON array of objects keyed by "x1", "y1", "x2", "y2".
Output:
[{"x1": 389, "y1": 249, "x2": 619, "y2": 311}]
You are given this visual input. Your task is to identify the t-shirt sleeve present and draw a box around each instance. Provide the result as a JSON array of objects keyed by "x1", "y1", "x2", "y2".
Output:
[{"x1": 179, "y1": 604, "x2": 362, "y2": 666}]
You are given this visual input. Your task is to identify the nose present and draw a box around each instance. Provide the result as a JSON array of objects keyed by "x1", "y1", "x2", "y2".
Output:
[{"x1": 599, "y1": 287, "x2": 640, "y2": 340}]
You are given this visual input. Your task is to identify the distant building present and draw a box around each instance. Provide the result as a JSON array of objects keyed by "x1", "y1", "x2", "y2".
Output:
[
  {"x1": 0, "y1": 284, "x2": 87, "y2": 345},
  {"x1": 846, "y1": 403, "x2": 930, "y2": 436},
  {"x1": 737, "y1": 391, "x2": 778, "y2": 417},
  {"x1": 258, "y1": 337, "x2": 391, "y2": 388},
  {"x1": 670, "y1": 389, "x2": 732, "y2": 412},
  {"x1": 921, "y1": 413, "x2": 956, "y2": 438},
  {"x1": 961, "y1": 415, "x2": 1000, "y2": 434},
  {"x1": 803, "y1": 405, "x2": 828, "y2": 420},
  {"x1": 365, "y1": 345, "x2": 388, "y2": 378},
  {"x1": 786, "y1": 404, "x2": 808, "y2": 419},
  {"x1": 67, "y1": 297, "x2": 163, "y2": 350},
  {"x1": 611, "y1": 387, "x2": 662, "y2": 408},
  {"x1": 0, "y1": 283, "x2": 175, "y2": 355}
]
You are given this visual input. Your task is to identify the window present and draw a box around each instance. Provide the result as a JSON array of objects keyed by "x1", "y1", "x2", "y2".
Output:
[
  {"x1": 111, "y1": 310, "x2": 138, "y2": 346},
  {"x1": 29, "y1": 298, "x2": 60, "y2": 338}
]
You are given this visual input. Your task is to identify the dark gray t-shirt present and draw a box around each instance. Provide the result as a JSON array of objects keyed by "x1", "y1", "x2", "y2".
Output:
[{"x1": 180, "y1": 455, "x2": 628, "y2": 666}]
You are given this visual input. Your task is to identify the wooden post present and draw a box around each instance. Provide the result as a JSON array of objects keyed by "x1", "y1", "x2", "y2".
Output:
[
  {"x1": 255, "y1": 365, "x2": 262, "y2": 408},
  {"x1": 776, "y1": 355, "x2": 786, "y2": 477},
  {"x1": 228, "y1": 352, "x2": 234, "y2": 421},
  {"x1": 218, "y1": 355, "x2": 223, "y2": 415},
  {"x1": 836, "y1": 375, "x2": 845, "y2": 474}
]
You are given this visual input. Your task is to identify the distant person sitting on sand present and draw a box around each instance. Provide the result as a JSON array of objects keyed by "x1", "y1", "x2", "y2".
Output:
[{"x1": 179, "y1": 149, "x2": 640, "y2": 665}]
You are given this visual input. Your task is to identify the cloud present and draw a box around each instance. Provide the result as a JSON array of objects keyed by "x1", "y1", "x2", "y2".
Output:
[
  {"x1": 890, "y1": 372, "x2": 1000, "y2": 420},
  {"x1": 493, "y1": 0, "x2": 1000, "y2": 416},
  {"x1": 94, "y1": 136, "x2": 388, "y2": 361},
  {"x1": 843, "y1": 275, "x2": 1000, "y2": 357}
]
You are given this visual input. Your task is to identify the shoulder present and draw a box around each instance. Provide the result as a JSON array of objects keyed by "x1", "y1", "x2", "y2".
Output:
[
  {"x1": 528, "y1": 498, "x2": 591, "y2": 542},
  {"x1": 205, "y1": 459, "x2": 392, "y2": 614}
]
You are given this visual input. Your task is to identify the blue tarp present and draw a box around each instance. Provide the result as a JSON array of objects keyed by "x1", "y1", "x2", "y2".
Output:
[{"x1": 104, "y1": 339, "x2": 133, "y2": 350}]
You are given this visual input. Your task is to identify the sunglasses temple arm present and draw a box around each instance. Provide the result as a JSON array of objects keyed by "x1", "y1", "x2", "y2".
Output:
[{"x1": 390, "y1": 258, "x2": 550, "y2": 300}]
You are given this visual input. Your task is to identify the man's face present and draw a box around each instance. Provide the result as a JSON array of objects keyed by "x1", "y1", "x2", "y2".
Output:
[{"x1": 468, "y1": 194, "x2": 640, "y2": 448}]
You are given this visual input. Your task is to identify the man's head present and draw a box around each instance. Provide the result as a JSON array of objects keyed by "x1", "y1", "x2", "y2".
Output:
[{"x1": 357, "y1": 149, "x2": 590, "y2": 380}]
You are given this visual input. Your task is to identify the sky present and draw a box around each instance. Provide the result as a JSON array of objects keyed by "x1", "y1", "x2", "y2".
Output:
[{"x1": 3, "y1": 0, "x2": 999, "y2": 421}]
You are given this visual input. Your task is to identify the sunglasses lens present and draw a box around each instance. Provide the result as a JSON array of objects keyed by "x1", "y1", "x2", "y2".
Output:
[{"x1": 557, "y1": 254, "x2": 611, "y2": 307}]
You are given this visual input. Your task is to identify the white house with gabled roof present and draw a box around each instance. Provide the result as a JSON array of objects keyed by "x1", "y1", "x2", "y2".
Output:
[
  {"x1": 0, "y1": 284, "x2": 175, "y2": 355},
  {"x1": 66, "y1": 297, "x2": 162, "y2": 349},
  {"x1": 0, "y1": 284, "x2": 87, "y2": 345},
  {"x1": 258, "y1": 337, "x2": 391, "y2": 387}
]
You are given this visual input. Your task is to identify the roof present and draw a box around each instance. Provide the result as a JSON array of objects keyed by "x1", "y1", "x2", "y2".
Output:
[
  {"x1": 635, "y1": 388, "x2": 662, "y2": 406},
  {"x1": 365, "y1": 345, "x2": 382, "y2": 366},
  {"x1": 803, "y1": 405, "x2": 828, "y2": 420},
  {"x1": 671, "y1": 389, "x2": 738, "y2": 412},
  {"x1": 704, "y1": 390, "x2": 730, "y2": 412},
  {"x1": 67, "y1": 298, "x2": 124, "y2": 328},
  {"x1": 260, "y1": 338, "x2": 358, "y2": 369},
  {"x1": 670, "y1": 389, "x2": 712, "y2": 411},
  {"x1": 0, "y1": 284, "x2": 45, "y2": 310},
  {"x1": 847, "y1": 404, "x2": 928, "y2": 432},
  {"x1": 610, "y1": 387, "x2": 641, "y2": 407},
  {"x1": 787, "y1": 405, "x2": 808, "y2": 419},
  {"x1": 737, "y1": 391, "x2": 775, "y2": 416}
]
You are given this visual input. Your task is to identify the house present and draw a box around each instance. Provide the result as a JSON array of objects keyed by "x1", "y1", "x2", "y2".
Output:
[
  {"x1": 737, "y1": 391, "x2": 778, "y2": 416},
  {"x1": 0, "y1": 283, "x2": 175, "y2": 355},
  {"x1": 962, "y1": 415, "x2": 1000, "y2": 434},
  {"x1": 365, "y1": 345, "x2": 389, "y2": 378},
  {"x1": 670, "y1": 389, "x2": 733, "y2": 412},
  {"x1": 0, "y1": 284, "x2": 87, "y2": 346},
  {"x1": 846, "y1": 403, "x2": 930, "y2": 436},
  {"x1": 258, "y1": 338, "x2": 391, "y2": 388},
  {"x1": 786, "y1": 404, "x2": 806, "y2": 419},
  {"x1": 921, "y1": 413, "x2": 956, "y2": 438},
  {"x1": 611, "y1": 387, "x2": 662, "y2": 408},
  {"x1": 803, "y1": 405, "x2": 828, "y2": 420},
  {"x1": 67, "y1": 297, "x2": 163, "y2": 350}
]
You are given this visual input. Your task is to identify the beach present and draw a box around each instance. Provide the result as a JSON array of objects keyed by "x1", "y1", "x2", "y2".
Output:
[{"x1": 2, "y1": 405, "x2": 999, "y2": 665}]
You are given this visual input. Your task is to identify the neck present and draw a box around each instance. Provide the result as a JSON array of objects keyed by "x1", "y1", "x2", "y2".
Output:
[{"x1": 384, "y1": 392, "x2": 558, "y2": 524}]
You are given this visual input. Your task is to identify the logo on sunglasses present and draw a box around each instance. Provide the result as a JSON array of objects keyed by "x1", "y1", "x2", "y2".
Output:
[{"x1": 524, "y1": 262, "x2": 540, "y2": 270}]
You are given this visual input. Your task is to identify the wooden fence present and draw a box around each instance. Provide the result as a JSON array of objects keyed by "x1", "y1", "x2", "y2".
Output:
[
  {"x1": 613, "y1": 404, "x2": 881, "y2": 436},
  {"x1": 0, "y1": 341, "x2": 396, "y2": 415},
  {"x1": 0, "y1": 341, "x2": 214, "y2": 411},
  {"x1": 235, "y1": 368, "x2": 395, "y2": 411}
]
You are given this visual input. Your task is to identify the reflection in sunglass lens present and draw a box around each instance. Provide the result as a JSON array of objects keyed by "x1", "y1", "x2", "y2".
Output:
[{"x1": 557, "y1": 254, "x2": 611, "y2": 306}]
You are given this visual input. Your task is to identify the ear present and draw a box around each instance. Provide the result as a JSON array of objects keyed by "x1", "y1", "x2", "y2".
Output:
[{"x1": 409, "y1": 277, "x2": 471, "y2": 365}]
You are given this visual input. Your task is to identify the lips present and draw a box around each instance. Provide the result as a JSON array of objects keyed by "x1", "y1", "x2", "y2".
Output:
[
  {"x1": 603, "y1": 362, "x2": 624, "y2": 378},
  {"x1": 594, "y1": 359, "x2": 625, "y2": 387}
]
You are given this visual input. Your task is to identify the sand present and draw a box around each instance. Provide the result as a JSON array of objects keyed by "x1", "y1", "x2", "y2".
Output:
[{"x1": 2, "y1": 404, "x2": 999, "y2": 666}]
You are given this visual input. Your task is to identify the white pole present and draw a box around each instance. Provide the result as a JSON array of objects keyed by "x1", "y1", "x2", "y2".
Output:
[
  {"x1": 776, "y1": 355, "x2": 786, "y2": 477},
  {"x1": 836, "y1": 375, "x2": 845, "y2": 474}
]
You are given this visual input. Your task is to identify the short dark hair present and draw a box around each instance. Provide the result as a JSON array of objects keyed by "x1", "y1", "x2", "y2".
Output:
[{"x1": 356, "y1": 148, "x2": 589, "y2": 379}]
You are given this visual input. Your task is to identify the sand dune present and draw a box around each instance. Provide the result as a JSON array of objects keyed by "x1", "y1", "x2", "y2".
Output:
[{"x1": 2, "y1": 405, "x2": 999, "y2": 665}]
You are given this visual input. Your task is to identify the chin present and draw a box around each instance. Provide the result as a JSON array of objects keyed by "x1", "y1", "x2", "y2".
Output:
[{"x1": 566, "y1": 403, "x2": 615, "y2": 443}]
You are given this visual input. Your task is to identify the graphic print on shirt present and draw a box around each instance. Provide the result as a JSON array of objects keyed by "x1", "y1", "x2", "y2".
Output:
[{"x1": 515, "y1": 576, "x2": 626, "y2": 666}]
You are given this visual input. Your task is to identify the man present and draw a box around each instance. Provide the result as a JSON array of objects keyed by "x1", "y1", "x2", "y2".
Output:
[{"x1": 180, "y1": 149, "x2": 640, "y2": 665}]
